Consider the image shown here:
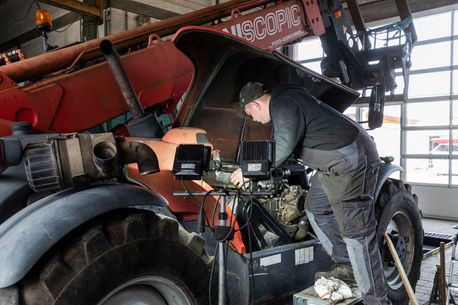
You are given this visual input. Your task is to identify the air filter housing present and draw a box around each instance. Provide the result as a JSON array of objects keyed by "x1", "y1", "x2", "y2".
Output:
[{"x1": 23, "y1": 133, "x2": 160, "y2": 192}]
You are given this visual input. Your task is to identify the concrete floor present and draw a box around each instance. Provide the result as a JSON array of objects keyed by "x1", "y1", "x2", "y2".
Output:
[{"x1": 416, "y1": 217, "x2": 458, "y2": 305}]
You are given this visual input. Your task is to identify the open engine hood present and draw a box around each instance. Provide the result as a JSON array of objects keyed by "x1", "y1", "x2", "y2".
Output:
[{"x1": 171, "y1": 27, "x2": 360, "y2": 161}]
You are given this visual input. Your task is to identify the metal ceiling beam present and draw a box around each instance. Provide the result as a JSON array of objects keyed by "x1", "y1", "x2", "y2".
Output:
[
  {"x1": 347, "y1": 0, "x2": 372, "y2": 49},
  {"x1": 37, "y1": 0, "x2": 102, "y2": 19},
  {"x1": 109, "y1": 0, "x2": 179, "y2": 19},
  {"x1": 163, "y1": 0, "x2": 206, "y2": 10},
  {"x1": 0, "y1": 0, "x2": 179, "y2": 52},
  {"x1": 0, "y1": 12, "x2": 82, "y2": 52},
  {"x1": 360, "y1": 0, "x2": 458, "y2": 23},
  {"x1": 1, "y1": 0, "x2": 457, "y2": 53}
]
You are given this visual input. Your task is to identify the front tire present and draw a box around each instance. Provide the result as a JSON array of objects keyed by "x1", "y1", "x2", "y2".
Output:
[
  {"x1": 20, "y1": 210, "x2": 213, "y2": 305},
  {"x1": 376, "y1": 179, "x2": 423, "y2": 305}
]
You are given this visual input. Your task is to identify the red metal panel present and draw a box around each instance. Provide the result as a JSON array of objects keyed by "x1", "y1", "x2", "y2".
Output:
[
  {"x1": 0, "y1": 72, "x2": 16, "y2": 91},
  {"x1": 0, "y1": 83, "x2": 62, "y2": 132},
  {"x1": 0, "y1": 42, "x2": 193, "y2": 134},
  {"x1": 212, "y1": 0, "x2": 310, "y2": 50},
  {"x1": 301, "y1": 0, "x2": 325, "y2": 35},
  {"x1": 128, "y1": 165, "x2": 246, "y2": 254},
  {"x1": 0, "y1": 0, "x2": 316, "y2": 136},
  {"x1": 0, "y1": 119, "x2": 13, "y2": 136},
  {"x1": 0, "y1": 0, "x2": 272, "y2": 84}
]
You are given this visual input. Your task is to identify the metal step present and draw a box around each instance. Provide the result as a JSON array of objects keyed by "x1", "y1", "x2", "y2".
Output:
[
  {"x1": 293, "y1": 286, "x2": 362, "y2": 305},
  {"x1": 423, "y1": 232, "x2": 454, "y2": 259}
]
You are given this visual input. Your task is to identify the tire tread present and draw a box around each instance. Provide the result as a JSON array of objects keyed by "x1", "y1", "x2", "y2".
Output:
[
  {"x1": 20, "y1": 210, "x2": 211, "y2": 305},
  {"x1": 376, "y1": 178, "x2": 423, "y2": 305}
]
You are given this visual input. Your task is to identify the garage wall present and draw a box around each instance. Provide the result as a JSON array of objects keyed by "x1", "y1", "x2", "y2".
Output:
[
  {"x1": 0, "y1": 1, "x2": 75, "y2": 57},
  {"x1": 20, "y1": 20, "x2": 81, "y2": 58},
  {"x1": 0, "y1": 0, "x2": 215, "y2": 58},
  {"x1": 412, "y1": 184, "x2": 458, "y2": 221}
]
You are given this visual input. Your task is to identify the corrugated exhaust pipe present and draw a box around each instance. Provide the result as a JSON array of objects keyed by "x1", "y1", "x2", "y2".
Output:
[{"x1": 100, "y1": 39, "x2": 144, "y2": 120}]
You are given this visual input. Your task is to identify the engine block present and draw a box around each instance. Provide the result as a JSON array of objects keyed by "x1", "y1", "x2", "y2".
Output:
[{"x1": 259, "y1": 185, "x2": 308, "y2": 240}]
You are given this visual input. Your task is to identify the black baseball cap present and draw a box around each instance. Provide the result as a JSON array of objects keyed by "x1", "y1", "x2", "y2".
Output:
[{"x1": 239, "y1": 82, "x2": 270, "y2": 107}]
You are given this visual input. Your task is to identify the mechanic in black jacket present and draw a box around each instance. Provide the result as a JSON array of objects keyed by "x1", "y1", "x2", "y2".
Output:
[{"x1": 231, "y1": 82, "x2": 391, "y2": 305}]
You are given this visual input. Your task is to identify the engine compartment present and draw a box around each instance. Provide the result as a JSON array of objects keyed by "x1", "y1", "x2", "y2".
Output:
[{"x1": 0, "y1": 125, "x2": 313, "y2": 253}]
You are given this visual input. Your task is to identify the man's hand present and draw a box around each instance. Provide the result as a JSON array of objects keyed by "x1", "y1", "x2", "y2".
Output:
[{"x1": 230, "y1": 168, "x2": 249, "y2": 188}]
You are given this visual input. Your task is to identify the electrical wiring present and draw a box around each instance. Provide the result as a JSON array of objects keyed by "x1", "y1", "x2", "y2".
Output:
[
  {"x1": 211, "y1": 194, "x2": 222, "y2": 230},
  {"x1": 6, "y1": 0, "x2": 36, "y2": 22},
  {"x1": 177, "y1": 180, "x2": 227, "y2": 305},
  {"x1": 234, "y1": 193, "x2": 254, "y2": 232},
  {"x1": 248, "y1": 219, "x2": 256, "y2": 305},
  {"x1": 208, "y1": 242, "x2": 219, "y2": 305},
  {"x1": 223, "y1": 187, "x2": 256, "y2": 305},
  {"x1": 222, "y1": 194, "x2": 240, "y2": 302},
  {"x1": 201, "y1": 189, "x2": 216, "y2": 232},
  {"x1": 179, "y1": 182, "x2": 256, "y2": 304},
  {"x1": 245, "y1": 186, "x2": 256, "y2": 305},
  {"x1": 208, "y1": 195, "x2": 225, "y2": 305},
  {"x1": 54, "y1": 14, "x2": 81, "y2": 33},
  {"x1": 217, "y1": 190, "x2": 239, "y2": 243},
  {"x1": 181, "y1": 180, "x2": 215, "y2": 232},
  {"x1": 223, "y1": 242, "x2": 232, "y2": 304},
  {"x1": 209, "y1": 192, "x2": 243, "y2": 305}
]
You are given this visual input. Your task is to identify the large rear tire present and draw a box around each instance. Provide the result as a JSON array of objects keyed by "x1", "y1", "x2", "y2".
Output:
[
  {"x1": 376, "y1": 179, "x2": 423, "y2": 305},
  {"x1": 20, "y1": 210, "x2": 213, "y2": 305}
]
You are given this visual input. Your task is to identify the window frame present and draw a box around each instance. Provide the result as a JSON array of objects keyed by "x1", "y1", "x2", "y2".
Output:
[{"x1": 295, "y1": 7, "x2": 458, "y2": 187}]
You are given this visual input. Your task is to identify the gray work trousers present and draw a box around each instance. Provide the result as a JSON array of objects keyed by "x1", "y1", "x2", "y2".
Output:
[{"x1": 302, "y1": 131, "x2": 391, "y2": 305}]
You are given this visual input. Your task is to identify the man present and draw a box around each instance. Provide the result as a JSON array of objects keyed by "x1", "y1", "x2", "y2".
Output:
[{"x1": 230, "y1": 81, "x2": 390, "y2": 305}]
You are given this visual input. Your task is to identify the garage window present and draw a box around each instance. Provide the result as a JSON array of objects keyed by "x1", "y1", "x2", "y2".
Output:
[
  {"x1": 403, "y1": 8, "x2": 458, "y2": 186},
  {"x1": 410, "y1": 41, "x2": 451, "y2": 70},
  {"x1": 408, "y1": 71, "x2": 451, "y2": 98},
  {"x1": 406, "y1": 101, "x2": 450, "y2": 127},
  {"x1": 414, "y1": 11, "x2": 452, "y2": 41},
  {"x1": 296, "y1": 7, "x2": 458, "y2": 186}
]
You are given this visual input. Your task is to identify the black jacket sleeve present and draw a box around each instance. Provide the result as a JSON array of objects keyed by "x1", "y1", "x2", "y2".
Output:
[{"x1": 271, "y1": 95, "x2": 306, "y2": 168}]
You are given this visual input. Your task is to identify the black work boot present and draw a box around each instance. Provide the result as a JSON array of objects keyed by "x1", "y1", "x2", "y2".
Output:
[{"x1": 314, "y1": 263, "x2": 356, "y2": 285}]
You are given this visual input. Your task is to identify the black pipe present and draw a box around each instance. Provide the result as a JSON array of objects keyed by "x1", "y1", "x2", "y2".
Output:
[
  {"x1": 0, "y1": 138, "x2": 22, "y2": 174},
  {"x1": 93, "y1": 141, "x2": 118, "y2": 175},
  {"x1": 117, "y1": 140, "x2": 160, "y2": 175},
  {"x1": 100, "y1": 39, "x2": 145, "y2": 120}
]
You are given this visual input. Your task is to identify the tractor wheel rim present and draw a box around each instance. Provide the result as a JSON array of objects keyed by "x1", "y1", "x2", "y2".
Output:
[
  {"x1": 97, "y1": 275, "x2": 194, "y2": 305},
  {"x1": 383, "y1": 211, "x2": 415, "y2": 290}
]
